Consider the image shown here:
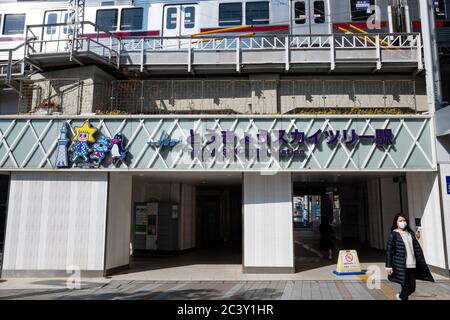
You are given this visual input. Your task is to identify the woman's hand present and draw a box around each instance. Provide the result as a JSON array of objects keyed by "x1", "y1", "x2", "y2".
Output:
[{"x1": 386, "y1": 267, "x2": 393, "y2": 276}]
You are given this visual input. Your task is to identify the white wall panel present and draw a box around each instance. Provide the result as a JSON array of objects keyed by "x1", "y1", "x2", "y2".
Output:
[
  {"x1": 105, "y1": 173, "x2": 132, "y2": 271},
  {"x1": 407, "y1": 172, "x2": 446, "y2": 269},
  {"x1": 2, "y1": 172, "x2": 108, "y2": 274},
  {"x1": 243, "y1": 172, "x2": 294, "y2": 270},
  {"x1": 438, "y1": 164, "x2": 450, "y2": 269}
]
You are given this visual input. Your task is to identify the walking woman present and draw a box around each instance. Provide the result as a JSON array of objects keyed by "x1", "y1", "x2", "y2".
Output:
[{"x1": 385, "y1": 214, "x2": 434, "y2": 300}]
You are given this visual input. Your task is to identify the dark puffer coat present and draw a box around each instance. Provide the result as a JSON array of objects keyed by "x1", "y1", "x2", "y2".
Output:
[{"x1": 386, "y1": 230, "x2": 434, "y2": 285}]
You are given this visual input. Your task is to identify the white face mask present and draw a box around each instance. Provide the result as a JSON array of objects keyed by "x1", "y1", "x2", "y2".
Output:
[{"x1": 398, "y1": 221, "x2": 407, "y2": 230}]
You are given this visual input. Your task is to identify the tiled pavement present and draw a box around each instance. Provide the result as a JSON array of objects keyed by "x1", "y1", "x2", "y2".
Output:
[{"x1": 0, "y1": 280, "x2": 449, "y2": 300}]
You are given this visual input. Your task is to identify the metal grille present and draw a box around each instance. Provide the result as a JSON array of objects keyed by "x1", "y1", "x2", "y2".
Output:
[
  {"x1": 15, "y1": 79, "x2": 419, "y2": 115},
  {"x1": 17, "y1": 79, "x2": 82, "y2": 115}
]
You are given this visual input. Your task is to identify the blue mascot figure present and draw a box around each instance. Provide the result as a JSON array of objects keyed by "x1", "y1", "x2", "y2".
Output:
[{"x1": 90, "y1": 136, "x2": 112, "y2": 166}]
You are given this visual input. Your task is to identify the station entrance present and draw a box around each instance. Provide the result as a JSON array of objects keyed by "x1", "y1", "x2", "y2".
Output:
[
  {"x1": 105, "y1": 171, "x2": 419, "y2": 279},
  {"x1": 119, "y1": 172, "x2": 243, "y2": 277},
  {"x1": 292, "y1": 172, "x2": 408, "y2": 273}
]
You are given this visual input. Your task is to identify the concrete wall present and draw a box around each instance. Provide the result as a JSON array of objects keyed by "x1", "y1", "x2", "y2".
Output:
[
  {"x1": 29, "y1": 65, "x2": 116, "y2": 115},
  {"x1": 105, "y1": 173, "x2": 132, "y2": 272},
  {"x1": 407, "y1": 172, "x2": 447, "y2": 270},
  {"x1": 280, "y1": 75, "x2": 426, "y2": 113},
  {"x1": 5, "y1": 73, "x2": 425, "y2": 115},
  {"x1": 2, "y1": 172, "x2": 108, "y2": 277},
  {"x1": 243, "y1": 172, "x2": 294, "y2": 273},
  {"x1": 119, "y1": 75, "x2": 425, "y2": 114}
]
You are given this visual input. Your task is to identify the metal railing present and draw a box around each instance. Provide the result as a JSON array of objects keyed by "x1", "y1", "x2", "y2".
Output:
[
  {"x1": 0, "y1": 43, "x2": 26, "y2": 83},
  {"x1": 24, "y1": 21, "x2": 121, "y2": 68},
  {"x1": 119, "y1": 33, "x2": 422, "y2": 73},
  {"x1": 6, "y1": 25, "x2": 421, "y2": 73},
  {"x1": 121, "y1": 33, "x2": 421, "y2": 51}
]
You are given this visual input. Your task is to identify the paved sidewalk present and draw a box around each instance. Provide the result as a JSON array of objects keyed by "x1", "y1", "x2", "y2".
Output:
[{"x1": 0, "y1": 279, "x2": 449, "y2": 300}]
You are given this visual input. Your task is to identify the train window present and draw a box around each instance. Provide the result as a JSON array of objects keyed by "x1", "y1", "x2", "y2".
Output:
[
  {"x1": 3, "y1": 14, "x2": 25, "y2": 35},
  {"x1": 166, "y1": 7, "x2": 177, "y2": 30},
  {"x1": 120, "y1": 8, "x2": 143, "y2": 30},
  {"x1": 350, "y1": 0, "x2": 375, "y2": 21},
  {"x1": 219, "y1": 3, "x2": 242, "y2": 26},
  {"x1": 184, "y1": 6, "x2": 196, "y2": 29},
  {"x1": 313, "y1": 1, "x2": 325, "y2": 24},
  {"x1": 46, "y1": 13, "x2": 57, "y2": 35},
  {"x1": 63, "y1": 13, "x2": 70, "y2": 34},
  {"x1": 434, "y1": 0, "x2": 447, "y2": 20},
  {"x1": 246, "y1": 2, "x2": 270, "y2": 25},
  {"x1": 95, "y1": 9, "x2": 118, "y2": 31},
  {"x1": 295, "y1": 2, "x2": 306, "y2": 25}
]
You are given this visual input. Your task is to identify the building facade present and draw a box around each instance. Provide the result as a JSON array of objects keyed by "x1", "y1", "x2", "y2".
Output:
[{"x1": 0, "y1": 0, "x2": 449, "y2": 278}]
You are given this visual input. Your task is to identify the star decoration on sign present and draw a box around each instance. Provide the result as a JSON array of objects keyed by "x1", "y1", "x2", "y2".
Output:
[{"x1": 73, "y1": 121, "x2": 97, "y2": 143}]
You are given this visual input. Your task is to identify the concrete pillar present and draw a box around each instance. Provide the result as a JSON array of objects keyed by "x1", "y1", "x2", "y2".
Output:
[
  {"x1": 179, "y1": 184, "x2": 196, "y2": 250},
  {"x1": 243, "y1": 172, "x2": 294, "y2": 273},
  {"x1": 407, "y1": 171, "x2": 448, "y2": 274},
  {"x1": 366, "y1": 176, "x2": 409, "y2": 250},
  {"x1": 367, "y1": 178, "x2": 384, "y2": 250},
  {"x1": 104, "y1": 173, "x2": 132, "y2": 275},
  {"x1": 380, "y1": 176, "x2": 407, "y2": 246},
  {"x1": 2, "y1": 172, "x2": 108, "y2": 277},
  {"x1": 30, "y1": 65, "x2": 116, "y2": 115}
]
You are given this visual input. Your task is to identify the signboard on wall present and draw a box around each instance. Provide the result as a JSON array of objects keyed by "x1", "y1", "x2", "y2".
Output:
[{"x1": 0, "y1": 116, "x2": 435, "y2": 171}]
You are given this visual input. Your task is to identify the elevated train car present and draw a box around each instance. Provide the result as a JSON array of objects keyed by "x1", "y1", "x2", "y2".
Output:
[{"x1": 0, "y1": 0, "x2": 449, "y2": 55}]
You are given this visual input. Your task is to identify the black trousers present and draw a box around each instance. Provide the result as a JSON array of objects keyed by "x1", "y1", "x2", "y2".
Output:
[{"x1": 400, "y1": 268, "x2": 416, "y2": 300}]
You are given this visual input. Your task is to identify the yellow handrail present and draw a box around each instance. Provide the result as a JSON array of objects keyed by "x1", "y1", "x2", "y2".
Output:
[
  {"x1": 190, "y1": 25, "x2": 252, "y2": 37},
  {"x1": 337, "y1": 26, "x2": 377, "y2": 46},
  {"x1": 190, "y1": 32, "x2": 255, "y2": 45},
  {"x1": 348, "y1": 24, "x2": 389, "y2": 46}
]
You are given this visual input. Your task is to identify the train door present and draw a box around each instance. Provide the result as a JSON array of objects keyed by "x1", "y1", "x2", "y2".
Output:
[
  {"x1": 163, "y1": 4, "x2": 199, "y2": 48},
  {"x1": 291, "y1": 0, "x2": 330, "y2": 35},
  {"x1": 42, "y1": 10, "x2": 71, "y2": 53}
]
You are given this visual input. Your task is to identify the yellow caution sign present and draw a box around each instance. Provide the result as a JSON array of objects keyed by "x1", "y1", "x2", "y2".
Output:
[{"x1": 333, "y1": 250, "x2": 366, "y2": 276}]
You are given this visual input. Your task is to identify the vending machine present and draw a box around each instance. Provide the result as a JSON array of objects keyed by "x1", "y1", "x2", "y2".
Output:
[{"x1": 133, "y1": 202, "x2": 179, "y2": 254}]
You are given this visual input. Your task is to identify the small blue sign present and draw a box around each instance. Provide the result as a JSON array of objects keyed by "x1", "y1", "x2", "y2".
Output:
[
  {"x1": 446, "y1": 176, "x2": 450, "y2": 195},
  {"x1": 355, "y1": 0, "x2": 370, "y2": 10}
]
